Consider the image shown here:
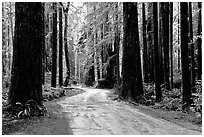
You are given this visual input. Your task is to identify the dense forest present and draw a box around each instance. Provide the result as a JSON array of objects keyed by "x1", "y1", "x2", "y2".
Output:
[{"x1": 2, "y1": 2, "x2": 202, "y2": 134}]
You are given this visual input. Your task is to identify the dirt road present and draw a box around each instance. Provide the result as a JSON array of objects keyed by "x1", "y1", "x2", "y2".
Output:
[{"x1": 57, "y1": 87, "x2": 201, "y2": 135}]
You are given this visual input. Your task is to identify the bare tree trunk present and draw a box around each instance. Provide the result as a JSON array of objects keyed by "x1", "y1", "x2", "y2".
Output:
[
  {"x1": 162, "y1": 2, "x2": 170, "y2": 90},
  {"x1": 58, "y1": 6, "x2": 63, "y2": 87},
  {"x1": 178, "y1": 3, "x2": 180, "y2": 71},
  {"x1": 159, "y1": 3, "x2": 164, "y2": 84},
  {"x1": 120, "y1": 2, "x2": 143, "y2": 100},
  {"x1": 93, "y1": 5, "x2": 99, "y2": 85},
  {"x1": 51, "y1": 2, "x2": 57, "y2": 87},
  {"x1": 169, "y1": 2, "x2": 173, "y2": 90},
  {"x1": 153, "y1": 2, "x2": 162, "y2": 102},
  {"x1": 9, "y1": 2, "x2": 44, "y2": 105},
  {"x1": 9, "y1": 2, "x2": 14, "y2": 76},
  {"x1": 42, "y1": 3, "x2": 45, "y2": 85},
  {"x1": 115, "y1": 2, "x2": 120, "y2": 85},
  {"x1": 142, "y1": 3, "x2": 148, "y2": 83},
  {"x1": 197, "y1": 2, "x2": 202, "y2": 80},
  {"x1": 180, "y1": 2, "x2": 191, "y2": 110},
  {"x1": 63, "y1": 2, "x2": 71, "y2": 86},
  {"x1": 188, "y1": 2, "x2": 195, "y2": 91}
]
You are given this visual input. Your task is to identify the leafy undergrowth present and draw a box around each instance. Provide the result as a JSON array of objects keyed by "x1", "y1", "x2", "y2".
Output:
[
  {"x1": 139, "y1": 81, "x2": 202, "y2": 126},
  {"x1": 42, "y1": 84, "x2": 86, "y2": 102}
]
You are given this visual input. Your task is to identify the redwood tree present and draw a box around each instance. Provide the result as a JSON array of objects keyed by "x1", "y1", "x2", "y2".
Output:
[
  {"x1": 153, "y1": 2, "x2": 162, "y2": 102},
  {"x1": 63, "y1": 2, "x2": 71, "y2": 86},
  {"x1": 120, "y1": 2, "x2": 143, "y2": 100},
  {"x1": 189, "y1": 2, "x2": 195, "y2": 90},
  {"x1": 59, "y1": 6, "x2": 63, "y2": 87},
  {"x1": 114, "y1": 3, "x2": 120, "y2": 85},
  {"x1": 142, "y1": 2, "x2": 148, "y2": 83},
  {"x1": 169, "y1": 2, "x2": 173, "y2": 90},
  {"x1": 51, "y1": 2, "x2": 57, "y2": 87},
  {"x1": 8, "y1": 2, "x2": 44, "y2": 105},
  {"x1": 197, "y1": 2, "x2": 202, "y2": 80},
  {"x1": 162, "y1": 2, "x2": 170, "y2": 90},
  {"x1": 180, "y1": 2, "x2": 191, "y2": 110}
]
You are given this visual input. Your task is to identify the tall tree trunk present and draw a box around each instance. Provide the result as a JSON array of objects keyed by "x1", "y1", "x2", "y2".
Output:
[
  {"x1": 2, "y1": 2, "x2": 6, "y2": 75},
  {"x1": 159, "y1": 3, "x2": 164, "y2": 84},
  {"x1": 51, "y1": 2, "x2": 57, "y2": 87},
  {"x1": 63, "y1": 2, "x2": 71, "y2": 86},
  {"x1": 75, "y1": 50, "x2": 78, "y2": 80},
  {"x1": 178, "y1": 3, "x2": 180, "y2": 70},
  {"x1": 197, "y1": 2, "x2": 202, "y2": 80},
  {"x1": 142, "y1": 3, "x2": 148, "y2": 83},
  {"x1": 59, "y1": 6, "x2": 63, "y2": 87},
  {"x1": 93, "y1": 5, "x2": 99, "y2": 85},
  {"x1": 114, "y1": 2, "x2": 120, "y2": 85},
  {"x1": 8, "y1": 2, "x2": 44, "y2": 105},
  {"x1": 147, "y1": 2, "x2": 154, "y2": 83},
  {"x1": 162, "y1": 2, "x2": 170, "y2": 90},
  {"x1": 180, "y1": 2, "x2": 191, "y2": 110},
  {"x1": 120, "y1": 2, "x2": 143, "y2": 100},
  {"x1": 188, "y1": 2, "x2": 195, "y2": 91},
  {"x1": 8, "y1": 23, "x2": 10, "y2": 71},
  {"x1": 153, "y1": 2, "x2": 162, "y2": 102},
  {"x1": 169, "y1": 2, "x2": 173, "y2": 89},
  {"x1": 9, "y1": 2, "x2": 14, "y2": 75},
  {"x1": 42, "y1": 3, "x2": 45, "y2": 85}
]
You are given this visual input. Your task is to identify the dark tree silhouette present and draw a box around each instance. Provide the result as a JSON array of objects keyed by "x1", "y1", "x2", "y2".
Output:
[
  {"x1": 189, "y1": 2, "x2": 195, "y2": 90},
  {"x1": 197, "y1": 2, "x2": 202, "y2": 80},
  {"x1": 180, "y1": 2, "x2": 191, "y2": 110},
  {"x1": 158, "y1": 3, "x2": 164, "y2": 84},
  {"x1": 51, "y1": 2, "x2": 57, "y2": 87},
  {"x1": 146, "y1": 2, "x2": 154, "y2": 83},
  {"x1": 142, "y1": 2, "x2": 148, "y2": 83},
  {"x1": 8, "y1": 2, "x2": 44, "y2": 105},
  {"x1": 63, "y1": 2, "x2": 71, "y2": 86},
  {"x1": 120, "y1": 2, "x2": 143, "y2": 99},
  {"x1": 153, "y1": 2, "x2": 162, "y2": 102},
  {"x1": 169, "y1": 2, "x2": 173, "y2": 89},
  {"x1": 162, "y1": 2, "x2": 170, "y2": 90},
  {"x1": 114, "y1": 3, "x2": 120, "y2": 85},
  {"x1": 59, "y1": 6, "x2": 63, "y2": 87},
  {"x1": 178, "y1": 3, "x2": 180, "y2": 70}
]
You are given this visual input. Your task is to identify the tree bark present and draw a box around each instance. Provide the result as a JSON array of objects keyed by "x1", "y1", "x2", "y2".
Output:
[
  {"x1": 59, "y1": 6, "x2": 63, "y2": 87},
  {"x1": 180, "y1": 2, "x2": 191, "y2": 110},
  {"x1": 42, "y1": 3, "x2": 45, "y2": 85},
  {"x1": 197, "y1": 2, "x2": 202, "y2": 80},
  {"x1": 120, "y1": 2, "x2": 143, "y2": 100},
  {"x1": 93, "y1": 5, "x2": 99, "y2": 85},
  {"x1": 161, "y1": 2, "x2": 170, "y2": 90},
  {"x1": 159, "y1": 3, "x2": 164, "y2": 84},
  {"x1": 142, "y1": 3, "x2": 148, "y2": 83},
  {"x1": 188, "y1": 2, "x2": 195, "y2": 90},
  {"x1": 8, "y1": 2, "x2": 44, "y2": 105},
  {"x1": 51, "y1": 2, "x2": 57, "y2": 87},
  {"x1": 153, "y1": 2, "x2": 162, "y2": 102},
  {"x1": 146, "y1": 2, "x2": 154, "y2": 83},
  {"x1": 63, "y1": 2, "x2": 71, "y2": 86},
  {"x1": 178, "y1": 3, "x2": 180, "y2": 70},
  {"x1": 169, "y1": 2, "x2": 173, "y2": 90},
  {"x1": 114, "y1": 3, "x2": 120, "y2": 85}
]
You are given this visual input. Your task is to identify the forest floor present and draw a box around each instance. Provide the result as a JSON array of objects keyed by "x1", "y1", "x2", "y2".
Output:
[{"x1": 2, "y1": 86, "x2": 202, "y2": 135}]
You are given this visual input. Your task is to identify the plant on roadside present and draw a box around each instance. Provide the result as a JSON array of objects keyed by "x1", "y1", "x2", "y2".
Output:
[{"x1": 16, "y1": 100, "x2": 47, "y2": 118}]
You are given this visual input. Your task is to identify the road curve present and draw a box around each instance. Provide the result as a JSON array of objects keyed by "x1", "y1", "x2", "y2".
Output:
[{"x1": 57, "y1": 87, "x2": 201, "y2": 135}]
